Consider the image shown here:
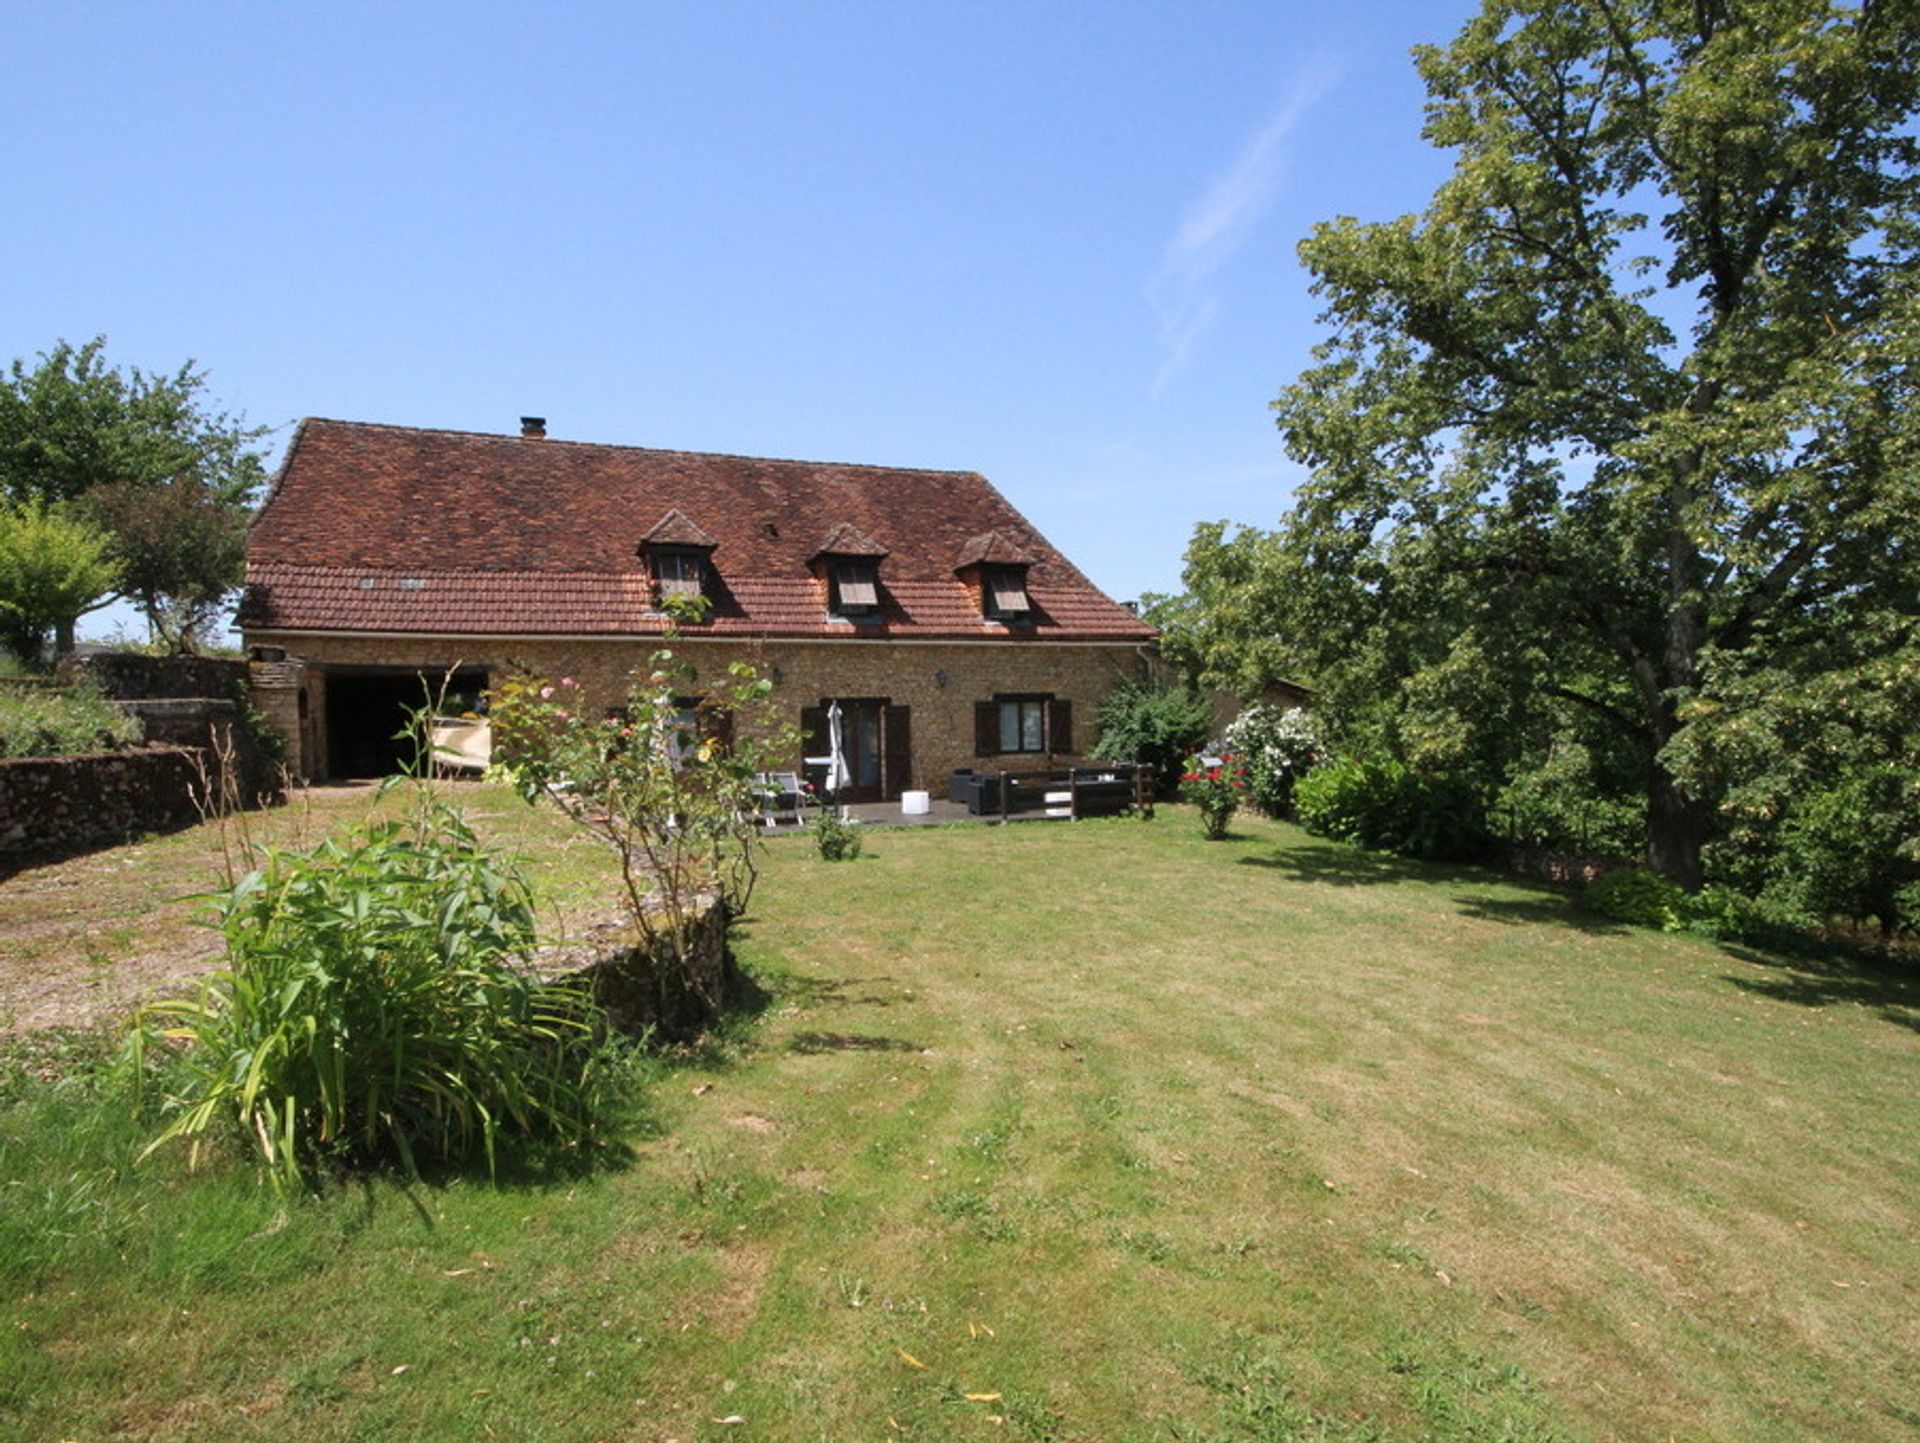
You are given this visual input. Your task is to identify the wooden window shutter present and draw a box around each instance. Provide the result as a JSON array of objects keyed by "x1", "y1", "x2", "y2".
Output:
[
  {"x1": 1047, "y1": 697, "x2": 1073, "y2": 754},
  {"x1": 974, "y1": 700, "x2": 998, "y2": 757},
  {"x1": 883, "y1": 704, "x2": 912, "y2": 800}
]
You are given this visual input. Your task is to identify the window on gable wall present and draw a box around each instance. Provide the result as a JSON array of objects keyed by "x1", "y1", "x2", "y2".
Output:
[{"x1": 832, "y1": 561, "x2": 879, "y2": 615}]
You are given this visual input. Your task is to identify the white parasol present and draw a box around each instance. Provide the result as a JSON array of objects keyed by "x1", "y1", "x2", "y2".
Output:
[{"x1": 824, "y1": 700, "x2": 851, "y2": 796}]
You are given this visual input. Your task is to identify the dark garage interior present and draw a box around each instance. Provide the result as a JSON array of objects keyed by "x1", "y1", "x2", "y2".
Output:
[{"x1": 323, "y1": 667, "x2": 488, "y2": 779}]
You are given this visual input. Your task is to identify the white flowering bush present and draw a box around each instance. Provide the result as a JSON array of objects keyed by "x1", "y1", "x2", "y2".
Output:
[{"x1": 1223, "y1": 704, "x2": 1323, "y2": 816}]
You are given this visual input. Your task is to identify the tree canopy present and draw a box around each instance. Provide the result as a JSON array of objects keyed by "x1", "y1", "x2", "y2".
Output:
[
  {"x1": 0, "y1": 337, "x2": 269, "y2": 655},
  {"x1": 1174, "y1": 0, "x2": 1920, "y2": 888},
  {"x1": 0, "y1": 499, "x2": 120, "y2": 665}
]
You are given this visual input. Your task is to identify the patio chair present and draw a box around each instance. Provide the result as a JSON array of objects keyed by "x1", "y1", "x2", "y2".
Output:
[{"x1": 752, "y1": 771, "x2": 807, "y2": 828}]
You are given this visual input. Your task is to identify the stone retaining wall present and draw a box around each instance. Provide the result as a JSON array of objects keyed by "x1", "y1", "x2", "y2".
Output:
[
  {"x1": 542, "y1": 898, "x2": 733, "y2": 1041},
  {"x1": 0, "y1": 747, "x2": 209, "y2": 872}
]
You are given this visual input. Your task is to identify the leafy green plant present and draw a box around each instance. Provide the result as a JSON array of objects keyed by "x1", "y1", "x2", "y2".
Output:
[
  {"x1": 1294, "y1": 753, "x2": 1491, "y2": 861},
  {"x1": 1584, "y1": 868, "x2": 1686, "y2": 930},
  {"x1": 130, "y1": 786, "x2": 624, "y2": 1187},
  {"x1": 810, "y1": 808, "x2": 863, "y2": 862},
  {"x1": 1091, "y1": 677, "x2": 1213, "y2": 796},
  {"x1": 0, "y1": 680, "x2": 141, "y2": 757}
]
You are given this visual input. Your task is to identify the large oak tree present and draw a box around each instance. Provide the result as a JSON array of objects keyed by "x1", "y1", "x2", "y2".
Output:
[{"x1": 1201, "y1": 0, "x2": 1920, "y2": 887}]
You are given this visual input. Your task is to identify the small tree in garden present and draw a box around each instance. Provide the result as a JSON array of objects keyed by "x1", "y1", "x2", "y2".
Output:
[
  {"x1": 1223, "y1": 704, "x2": 1321, "y2": 817},
  {"x1": 1180, "y1": 753, "x2": 1248, "y2": 841},
  {"x1": 487, "y1": 648, "x2": 796, "y2": 1011}
]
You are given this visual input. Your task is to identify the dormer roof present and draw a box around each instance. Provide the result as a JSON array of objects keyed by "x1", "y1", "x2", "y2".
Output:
[
  {"x1": 642, "y1": 508, "x2": 717, "y2": 550},
  {"x1": 953, "y1": 529, "x2": 1037, "y2": 570},
  {"x1": 809, "y1": 523, "x2": 889, "y2": 562}
]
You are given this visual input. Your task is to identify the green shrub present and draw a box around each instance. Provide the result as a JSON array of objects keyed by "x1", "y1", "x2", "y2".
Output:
[
  {"x1": 1293, "y1": 753, "x2": 1491, "y2": 861},
  {"x1": 1492, "y1": 745, "x2": 1644, "y2": 858},
  {"x1": 0, "y1": 682, "x2": 141, "y2": 757},
  {"x1": 811, "y1": 809, "x2": 863, "y2": 862},
  {"x1": 1585, "y1": 867, "x2": 1686, "y2": 929},
  {"x1": 131, "y1": 788, "x2": 628, "y2": 1187},
  {"x1": 1091, "y1": 678, "x2": 1213, "y2": 796},
  {"x1": 1771, "y1": 765, "x2": 1920, "y2": 937}
]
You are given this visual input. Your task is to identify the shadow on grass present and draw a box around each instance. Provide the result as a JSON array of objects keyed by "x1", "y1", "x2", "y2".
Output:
[
  {"x1": 1236, "y1": 840, "x2": 1491, "y2": 889},
  {"x1": 787, "y1": 1031, "x2": 926, "y2": 1055},
  {"x1": 1236, "y1": 838, "x2": 1631, "y2": 936},
  {"x1": 1720, "y1": 943, "x2": 1920, "y2": 1033}
]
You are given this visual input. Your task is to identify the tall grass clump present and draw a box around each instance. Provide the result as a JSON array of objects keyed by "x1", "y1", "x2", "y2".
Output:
[{"x1": 132, "y1": 785, "x2": 630, "y2": 1187}]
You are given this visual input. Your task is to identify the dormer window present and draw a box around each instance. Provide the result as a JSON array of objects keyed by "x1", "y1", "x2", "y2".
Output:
[
  {"x1": 639, "y1": 508, "x2": 718, "y2": 613},
  {"x1": 983, "y1": 565, "x2": 1030, "y2": 620},
  {"x1": 811, "y1": 523, "x2": 890, "y2": 621},
  {"x1": 652, "y1": 549, "x2": 705, "y2": 601},
  {"x1": 832, "y1": 560, "x2": 879, "y2": 617}
]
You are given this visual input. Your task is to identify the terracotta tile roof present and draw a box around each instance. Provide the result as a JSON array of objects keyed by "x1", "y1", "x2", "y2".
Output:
[{"x1": 243, "y1": 419, "x2": 1154, "y2": 644}]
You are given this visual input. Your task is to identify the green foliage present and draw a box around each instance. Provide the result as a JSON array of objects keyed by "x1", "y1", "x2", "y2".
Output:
[
  {"x1": 1090, "y1": 676, "x2": 1213, "y2": 796},
  {"x1": 809, "y1": 808, "x2": 863, "y2": 862},
  {"x1": 0, "y1": 337, "x2": 268, "y2": 651},
  {"x1": 0, "y1": 498, "x2": 120, "y2": 666},
  {"x1": 1294, "y1": 753, "x2": 1491, "y2": 862},
  {"x1": 1222, "y1": 703, "x2": 1322, "y2": 816},
  {"x1": 1492, "y1": 741, "x2": 1644, "y2": 859},
  {"x1": 1177, "y1": 0, "x2": 1920, "y2": 889},
  {"x1": 81, "y1": 476, "x2": 248, "y2": 652},
  {"x1": 0, "y1": 681, "x2": 140, "y2": 757},
  {"x1": 1771, "y1": 765, "x2": 1920, "y2": 937},
  {"x1": 131, "y1": 788, "x2": 626, "y2": 1188},
  {"x1": 1586, "y1": 868, "x2": 1687, "y2": 930},
  {"x1": 1179, "y1": 753, "x2": 1247, "y2": 841}
]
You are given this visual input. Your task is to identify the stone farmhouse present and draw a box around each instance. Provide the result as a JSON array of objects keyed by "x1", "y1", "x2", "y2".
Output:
[{"x1": 239, "y1": 417, "x2": 1156, "y2": 799}]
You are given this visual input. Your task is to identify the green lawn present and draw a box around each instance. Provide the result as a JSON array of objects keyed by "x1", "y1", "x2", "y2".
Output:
[{"x1": 4, "y1": 792, "x2": 1918, "y2": 1441}]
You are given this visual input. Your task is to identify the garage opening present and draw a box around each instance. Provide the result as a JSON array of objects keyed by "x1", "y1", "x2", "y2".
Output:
[{"x1": 323, "y1": 667, "x2": 489, "y2": 779}]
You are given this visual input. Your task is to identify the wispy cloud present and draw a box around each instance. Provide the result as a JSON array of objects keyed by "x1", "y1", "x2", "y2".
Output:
[{"x1": 1148, "y1": 66, "x2": 1340, "y2": 395}]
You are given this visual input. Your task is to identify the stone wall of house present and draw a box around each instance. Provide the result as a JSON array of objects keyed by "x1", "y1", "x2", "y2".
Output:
[
  {"x1": 0, "y1": 747, "x2": 208, "y2": 871},
  {"x1": 257, "y1": 633, "x2": 1153, "y2": 790}
]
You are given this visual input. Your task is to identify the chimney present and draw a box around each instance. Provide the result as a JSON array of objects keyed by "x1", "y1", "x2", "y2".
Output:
[{"x1": 520, "y1": 416, "x2": 547, "y2": 439}]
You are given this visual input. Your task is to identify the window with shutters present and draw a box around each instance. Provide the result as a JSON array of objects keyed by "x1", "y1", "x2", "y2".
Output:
[
  {"x1": 831, "y1": 560, "x2": 879, "y2": 617},
  {"x1": 651, "y1": 548, "x2": 706, "y2": 602},
  {"x1": 983, "y1": 565, "x2": 1030, "y2": 620}
]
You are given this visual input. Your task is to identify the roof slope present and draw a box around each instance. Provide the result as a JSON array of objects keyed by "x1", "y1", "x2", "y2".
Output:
[{"x1": 242, "y1": 419, "x2": 1153, "y2": 642}]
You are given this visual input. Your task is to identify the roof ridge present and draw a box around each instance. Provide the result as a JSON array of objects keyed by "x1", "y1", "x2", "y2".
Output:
[{"x1": 302, "y1": 416, "x2": 987, "y2": 482}]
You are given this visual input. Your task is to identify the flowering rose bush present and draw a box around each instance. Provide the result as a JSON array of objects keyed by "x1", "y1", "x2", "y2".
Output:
[
  {"x1": 487, "y1": 648, "x2": 797, "y2": 1010},
  {"x1": 1179, "y1": 753, "x2": 1248, "y2": 840},
  {"x1": 1223, "y1": 704, "x2": 1323, "y2": 816}
]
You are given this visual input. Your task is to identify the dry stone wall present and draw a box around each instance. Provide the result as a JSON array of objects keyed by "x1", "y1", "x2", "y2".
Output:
[{"x1": 0, "y1": 747, "x2": 208, "y2": 872}]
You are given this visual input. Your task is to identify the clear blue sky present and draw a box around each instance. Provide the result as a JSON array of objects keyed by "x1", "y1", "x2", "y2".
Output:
[{"x1": 2, "y1": 1, "x2": 1476, "y2": 634}]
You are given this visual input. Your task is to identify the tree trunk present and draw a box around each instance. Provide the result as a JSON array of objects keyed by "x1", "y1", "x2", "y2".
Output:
[
  {"x1": 1645, "y1": 759, "x2": 1711, "y2": 891},
  {"x1": 53, "y1": 616, "x2": 76, "y2": 659}
]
